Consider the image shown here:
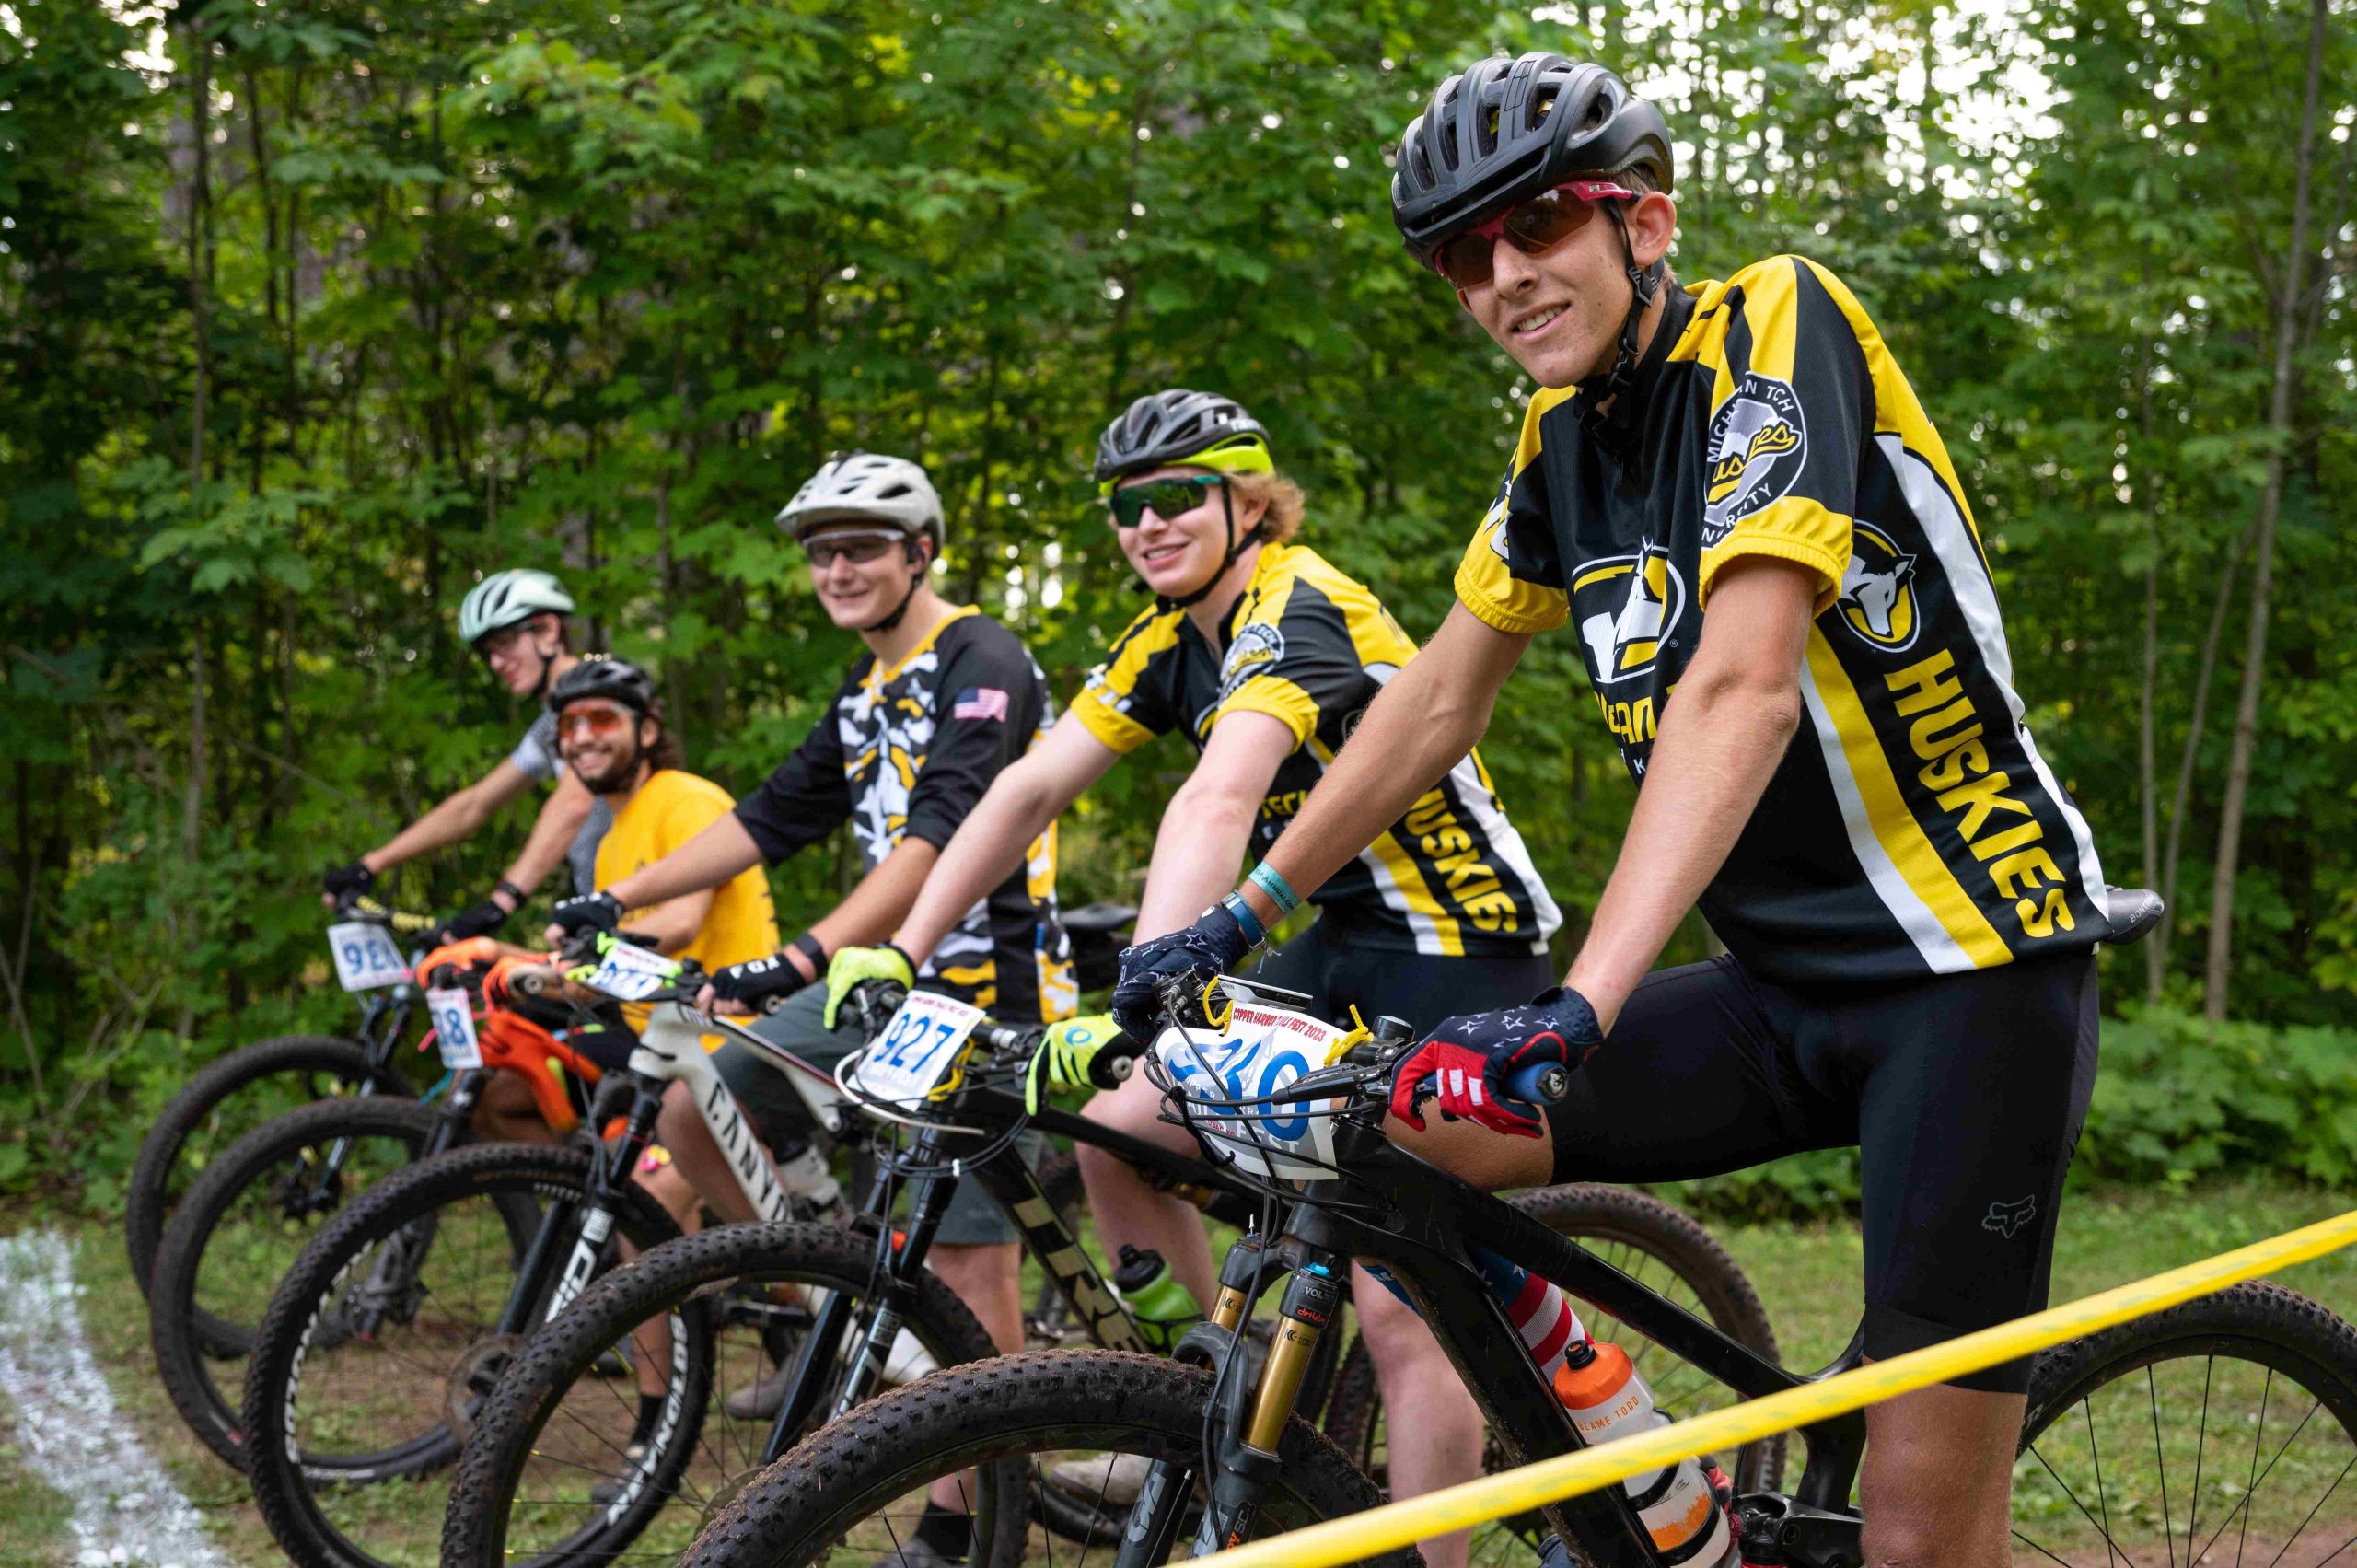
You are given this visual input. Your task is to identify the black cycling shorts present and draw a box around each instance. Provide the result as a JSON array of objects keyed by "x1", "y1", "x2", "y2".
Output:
[
  {"x1": 1248, "y1": 915, "x2": 1555, "y2": 1040},
  {"x1": 1546, "y1": 950, "x2": 2099, "y2": 1393}
]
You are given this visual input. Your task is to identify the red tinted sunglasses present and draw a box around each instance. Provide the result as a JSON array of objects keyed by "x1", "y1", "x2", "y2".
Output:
[{"x1": 1430, "y1": 180, "x2": 1639, "y2": 290}]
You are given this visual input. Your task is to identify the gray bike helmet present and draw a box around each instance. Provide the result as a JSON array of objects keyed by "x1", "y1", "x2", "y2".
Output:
[
  {"x1": 775, "y1": 452, "x2": 945, "y2": 557},
  {"x1": 546, "y1": 655, "x2": 657, "y2": 716},
  {"x1": 1393, "y1": 56, "x2": 1673, "y2": 416},
  {"x1": 458, "y1": 568, "x2": 575, "y2": 646}
]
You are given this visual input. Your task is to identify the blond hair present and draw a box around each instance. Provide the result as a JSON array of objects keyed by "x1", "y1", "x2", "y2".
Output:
[{"x1": 1226, "y1": 470, "x2": 1306, "y2": 544}]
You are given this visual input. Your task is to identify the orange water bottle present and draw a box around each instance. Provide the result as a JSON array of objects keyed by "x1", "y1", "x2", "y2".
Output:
[{"x1": 1553, "y1": 1339, "x2": 1736, "y2": 1567}]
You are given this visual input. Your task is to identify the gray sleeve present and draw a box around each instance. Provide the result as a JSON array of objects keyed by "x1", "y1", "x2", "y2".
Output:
[
  {"x1": 511, "y1": 711, "x2": 561, "y2": 782},
  {"x1": 569, "y1": 794, "x2": 611, "y2": 896}
]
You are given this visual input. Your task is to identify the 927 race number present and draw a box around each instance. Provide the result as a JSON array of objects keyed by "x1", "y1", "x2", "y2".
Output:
[{"x1": 851, "y1": 992, "x2": 984, "y2": 1106}]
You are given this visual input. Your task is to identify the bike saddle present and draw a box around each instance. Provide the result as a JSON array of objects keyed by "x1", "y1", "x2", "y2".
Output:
[
  {"x1": 2097, "y1": 886, "x2": 2164, "y2": 947},
  {"x1": 1062, "y1": 901, "x2": 1141, "y2": 936}
]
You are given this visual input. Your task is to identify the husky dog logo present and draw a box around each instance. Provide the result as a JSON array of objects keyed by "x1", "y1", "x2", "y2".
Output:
[
  {"x1": 1570, "y1": 541, "x2": 1688, "y2": 687},
  {"x1": 1217, "y1": 621, "x2": 1285, "y2": 703},
  {"x1": 1702, "y1": 375, "x2": 1807, "y2": 546},
  {"x1": 1983, "y1": 1194, "x2": 2038, "y2": 1240},
  {"x1": 1837, "y1": 522, "x2": 1922, "y2": 651}
]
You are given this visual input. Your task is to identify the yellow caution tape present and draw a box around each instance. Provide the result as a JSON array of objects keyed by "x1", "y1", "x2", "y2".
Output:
[{"x1": 1195, "y1": 1205, "x2": 2357, "y2": 1568}]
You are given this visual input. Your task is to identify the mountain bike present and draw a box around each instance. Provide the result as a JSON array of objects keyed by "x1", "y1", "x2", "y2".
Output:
[
  {"x1": 148, "y1": 944, "x2": 601, "y2": 1469},
  {"x1": 675, "y1": 894, "x2": 2357, "y2": 1568},
  {"x1": 440, "y1": 978, "x2": 1779, "y2": 1568},
  {"x1": 238, "y1": 935, "x2": 866, "y2": 1568},
  {"x1": 127, "y1": 895, "x2": 438, "y2": 1309}
]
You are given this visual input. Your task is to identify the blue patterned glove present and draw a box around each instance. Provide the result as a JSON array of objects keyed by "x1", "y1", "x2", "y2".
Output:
[{"x1": 1109, "y1": 903, "x2": 1255, "y2": 1045}]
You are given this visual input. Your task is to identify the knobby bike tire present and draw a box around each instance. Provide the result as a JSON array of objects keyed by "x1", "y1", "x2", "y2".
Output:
[
  {"x1": 2013, "y1": 1280, "x2": 2357, "y2": 1568},
  {"x1": 1323, "y1": 1182, "x2": 1788, "y2": 1500},
  {"x1": 149, "y1": 1095, "x2": 442, "y2": 1470},
  {"x1": 243, "y1": 1140, "x2": 681, "y2": 1568},
  {"x1": 676, "y1": 1350, "x2": 1420, "y2": 1568},
  {"x1": 127, "y1": 1033, "x2": 403, "y2": 1306},
  {"x1": 442, "y1": 1218, "x2": 1000, "y2": 1568}
]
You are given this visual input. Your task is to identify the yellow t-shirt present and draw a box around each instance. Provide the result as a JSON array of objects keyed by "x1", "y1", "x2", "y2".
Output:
[{"x1": 598, "y1": 770, "x2": 781, "y2": 1025}]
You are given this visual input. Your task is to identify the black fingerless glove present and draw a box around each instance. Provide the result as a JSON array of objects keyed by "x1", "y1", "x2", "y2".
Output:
[
  {"x1": 431, "y1": 898, "x2": 512, "y2": 946},
  {"x1": 707, "y1": 954, "x2": 810, "y2": 1008},
  {"x1": 323, "y1": 861, "x2": 376, "y2": 900},
  {"x1": 551, "y1": 889, "x2": 625, "y2": 937}
]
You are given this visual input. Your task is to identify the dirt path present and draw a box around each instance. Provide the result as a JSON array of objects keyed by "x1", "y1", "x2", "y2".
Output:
[{"x1": 0, "y1": 1229, "x2": 231, "y2": 1568}]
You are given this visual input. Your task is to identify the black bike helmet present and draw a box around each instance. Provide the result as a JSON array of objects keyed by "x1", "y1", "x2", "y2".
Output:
[
  {"x1": 1095, "y1": 390, "x2": 1277, "y2": 611},
  {"x1": 1093, "y1": 389, "x2": 1273, "y2": 493},
  {"x1": 1393, "y1": 55, "x2": 1675, "y2": 415},
  {"x1": 546, "y1": 655, "x2": 657, "y2": 717}
]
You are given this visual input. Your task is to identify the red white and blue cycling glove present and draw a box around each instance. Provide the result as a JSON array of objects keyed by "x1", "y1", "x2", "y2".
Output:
[{"x1": 1388, "y1": 986, "x2": 1604, "y2": 1139}]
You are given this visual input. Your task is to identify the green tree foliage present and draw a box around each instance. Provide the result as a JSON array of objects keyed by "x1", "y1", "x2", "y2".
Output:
[{"x1": 0, "y1": 0, "x2": 2350, "y2": 1199}]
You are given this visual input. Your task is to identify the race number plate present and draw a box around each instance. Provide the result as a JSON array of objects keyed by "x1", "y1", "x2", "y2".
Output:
[
  {"x1": 579, "y1": 940, "x2": 680, "y2": 1002},
  {"x1": 426, "y1": 988, "x2": 484, "y2": 1071},
  {"x1": 326, "y1": 922, "x2": 409, "y2": 992},
  {"x1": 852, "y1": 992, "x2": 985, "y2": 1106},
  {"x1": 1155, "y1": 998, "x2": 1344, "y2": 1181}
]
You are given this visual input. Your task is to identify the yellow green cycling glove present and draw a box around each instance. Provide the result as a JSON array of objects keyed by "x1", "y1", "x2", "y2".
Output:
[
  {"x1": 1025, "y1": 1013, "x2": 1132, "y2": 1115},
  {"x1": 821, "y1": 944, "x2": 917, "y2": 1031}
]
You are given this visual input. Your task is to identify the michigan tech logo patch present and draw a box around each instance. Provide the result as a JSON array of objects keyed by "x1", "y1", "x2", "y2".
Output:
[
  {"x1": 1836, "y1": 522, "x2": 1922, "y2": 651},
  {"x1": 1572, "y1": 541, "x2": 1688, "y2": 688},
  {"x1": 1217, "y1": 621, "x2": 1285, "y2": 702},
  {"x1": 1702, "y1": 374, "x2": 1807, "y2": 546}
]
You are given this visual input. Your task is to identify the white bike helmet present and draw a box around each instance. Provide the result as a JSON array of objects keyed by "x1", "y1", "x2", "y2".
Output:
[
  {"x1": 458, "y1": 569, "x2": 575, "y2": 646},
  {"x1": 775, "y1": 452, "x2": 945, "y2": 557}
]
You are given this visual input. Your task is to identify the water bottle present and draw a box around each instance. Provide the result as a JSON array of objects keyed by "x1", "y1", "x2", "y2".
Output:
[
  {"x1": 1112, "y1": 1245, "x2": 1202, "y2": 1353},
  {"x1": 1553, "y1": 1338, "x2": 1736, "y2": 1568}
]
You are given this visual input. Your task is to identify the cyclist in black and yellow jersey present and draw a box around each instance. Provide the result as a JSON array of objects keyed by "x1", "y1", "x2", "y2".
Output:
[
  {"x1": 1118, "y1": 58, "x2": 2107, "y2": 1568},
  {"x1": 830, "y1": 389, "x2": 1560, "y2": 1568}
]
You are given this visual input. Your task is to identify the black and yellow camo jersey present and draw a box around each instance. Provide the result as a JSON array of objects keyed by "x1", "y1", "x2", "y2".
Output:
[
  {"x1": 735, "y1": 607, "x2": 1074, "y2": 1023},
  {"x1": 1456, "y1": 255, "x2": 2107, "y2": 984},
  {"x1": 1072, "y1": 540, "x2": 1560, "y2": 958}
]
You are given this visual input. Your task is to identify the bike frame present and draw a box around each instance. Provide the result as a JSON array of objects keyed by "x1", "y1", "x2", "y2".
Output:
[
  {"x1": 1134, "y1": 1091, "x2": 1868, "y2": 1568},
  {"x1": 745, "y1": 1021, "x2": 1297, "y2": 1473}
]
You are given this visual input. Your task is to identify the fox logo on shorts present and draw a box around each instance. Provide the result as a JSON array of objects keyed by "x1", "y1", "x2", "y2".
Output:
[{"x1": 1982, "y1": 1194, "x2": 2038, "y2": 1240}]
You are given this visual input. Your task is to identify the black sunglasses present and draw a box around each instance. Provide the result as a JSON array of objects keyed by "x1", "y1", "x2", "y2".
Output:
[{"x1": 1109, "y1": 475, "x2": 1223, "y2": 530}]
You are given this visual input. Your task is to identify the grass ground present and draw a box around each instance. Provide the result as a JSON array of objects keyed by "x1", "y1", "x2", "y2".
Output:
[{"x1": 0, "y1": 1177, "x2": 2350, "y2": 1566}]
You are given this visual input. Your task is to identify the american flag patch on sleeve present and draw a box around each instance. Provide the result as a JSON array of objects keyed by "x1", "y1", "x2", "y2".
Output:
[{"x1": 953, "y1": 688, "x2": 1010, "y2": 723}]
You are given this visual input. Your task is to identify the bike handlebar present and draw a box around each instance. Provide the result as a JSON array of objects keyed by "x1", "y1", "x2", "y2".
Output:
[{"x1": 334, "y1": 892, "x2": 438, "y2": 936}]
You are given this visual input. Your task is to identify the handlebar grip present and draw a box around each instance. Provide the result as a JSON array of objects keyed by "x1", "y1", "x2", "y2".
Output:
[
  {"x1": 1502, "y1": 1062, "x2": 1571, "y2": 1108},
  {"x1": 1088, "y1": 1037, "x2": 1142, "y2": 1089}
]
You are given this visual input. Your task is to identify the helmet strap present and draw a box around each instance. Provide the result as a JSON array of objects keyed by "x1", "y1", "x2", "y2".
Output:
[
  {"x1": 1155, "y1": 482, "x2": 1264, "y2": 612},
  {"x1": 861, "y1": 541, "x2": 929, "y2": 634},
  {"x1": 1576, "y1": 203, "x2": 1662, "y2": 434}
]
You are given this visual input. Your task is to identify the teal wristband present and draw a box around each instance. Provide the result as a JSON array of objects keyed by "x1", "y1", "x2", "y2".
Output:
[
  {"x1": 1248, "y1": 864, "x2": 1300, "y2": 916},
  {"x1": 1217, "y1": 892, "x2": 1268, "y2": 948}
]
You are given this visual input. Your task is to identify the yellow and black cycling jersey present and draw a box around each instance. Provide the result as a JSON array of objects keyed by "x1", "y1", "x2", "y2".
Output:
[
  {"x1": 735, "y1": 608, "x2": 1074, "y2": 1022},
  {"x1": 1073, "y1": 540, "x2": 1561, "y2": 958},
  {"x1": 1457, "y1": 254, "x2": 2107, "y2": 984}
]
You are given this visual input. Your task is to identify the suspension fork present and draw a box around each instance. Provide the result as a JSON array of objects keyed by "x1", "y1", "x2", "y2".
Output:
[
  {"x1": 491, "y1": 1077, "x2": 664, "y2": 1336},
  {"x1": 759, "y1": 1125, "x2": 954, "y2": 1463},
  {"x1": 335, "y1": 1071, "x2": 490, "y2": 1334},
  {"x1": 1113, "y1": 1229, "x2": 1284, "y2": 1566}
]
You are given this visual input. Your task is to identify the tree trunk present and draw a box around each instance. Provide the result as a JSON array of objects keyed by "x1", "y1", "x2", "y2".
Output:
[
  {"x1": 2133, "y1": 227, "x2": 2164, "y2": 1002},
  {"x1": 2202, "y1": 0, "x2": 2327, "y2": 1020},
  {"x1": 2158, "y1": 513, "x2": 2255, "y2": 958}
]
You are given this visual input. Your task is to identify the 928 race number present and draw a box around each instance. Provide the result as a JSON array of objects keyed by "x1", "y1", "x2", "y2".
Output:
[
  {"x1": 851, "y1": 992, "x2": 984, "y2": 1106},
  {"x1": 326, "y1": 922, "x2": 409, "y2": 992}
]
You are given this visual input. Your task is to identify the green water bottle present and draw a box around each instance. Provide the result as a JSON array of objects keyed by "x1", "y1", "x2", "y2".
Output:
[{"x1": 1113, "y1": 1245, "x2": 1202, "y2": 1353}]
